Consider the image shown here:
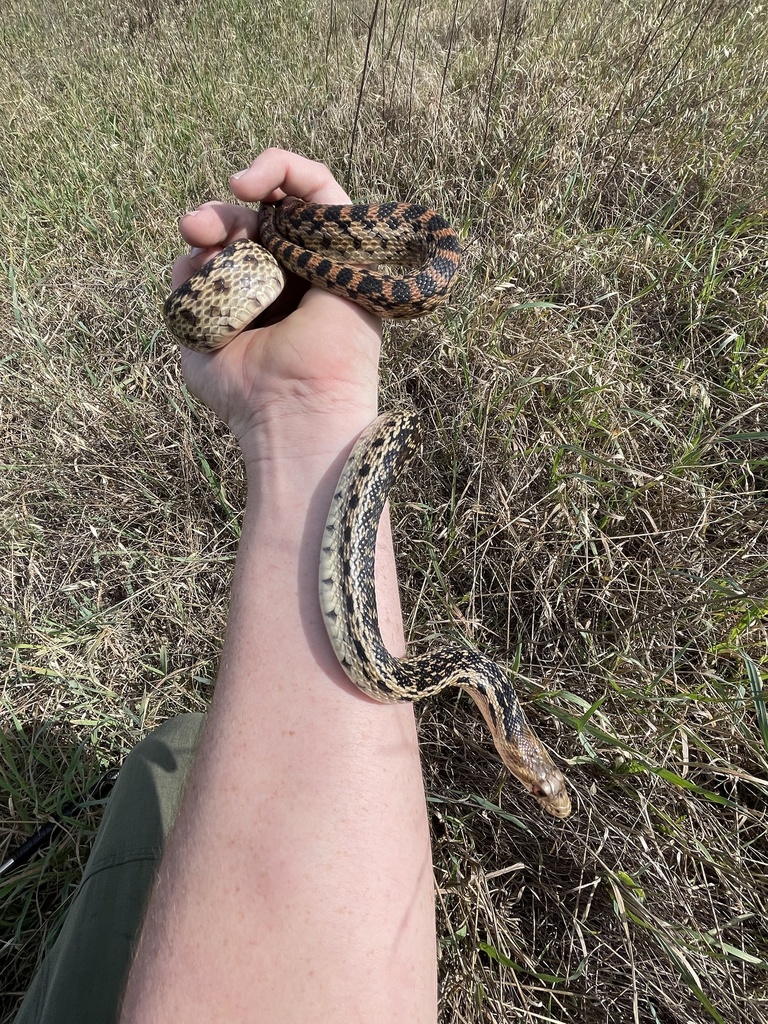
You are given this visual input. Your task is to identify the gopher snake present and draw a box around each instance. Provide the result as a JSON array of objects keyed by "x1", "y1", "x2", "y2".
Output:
[
  {"x1": 163, "y1": 198, "x2": 462, "y2": 350},
  {"x1": 163, "y1": 198, "x2": 571, "y2": 818}
]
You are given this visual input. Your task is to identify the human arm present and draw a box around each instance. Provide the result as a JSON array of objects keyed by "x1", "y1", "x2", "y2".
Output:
[{"x1": 118, "y1": 150, "x2": 437, "y2": 1023}]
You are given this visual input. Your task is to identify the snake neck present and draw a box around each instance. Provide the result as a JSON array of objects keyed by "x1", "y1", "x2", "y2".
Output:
[{"x1": 403, "y1": 648, "x2": 569, "y2": 817}]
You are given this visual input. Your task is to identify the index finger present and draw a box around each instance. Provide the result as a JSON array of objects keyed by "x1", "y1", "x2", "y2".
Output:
[{"x1": 229, "y1": 148, "x2": 351, "y2": 206}]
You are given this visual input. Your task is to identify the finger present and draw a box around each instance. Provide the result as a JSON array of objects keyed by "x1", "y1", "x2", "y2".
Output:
[
  {"x1": 178, "y1": 201, "x2": 260, "y2": 250},
  {"x1": 229, "y1": 148, "x2": 351, "y2": 206}
]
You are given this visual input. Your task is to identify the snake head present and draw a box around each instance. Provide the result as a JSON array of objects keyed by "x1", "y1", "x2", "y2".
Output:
[
  {"x1": 465, "y1": 674, "x2": 573, "y2": 819},
  {"x1": 530, "y1": 771, "x2": 572, "y2": 819}
]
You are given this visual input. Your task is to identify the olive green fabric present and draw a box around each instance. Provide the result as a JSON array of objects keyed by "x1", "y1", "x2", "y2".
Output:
[{"x1": 13, "y1": 713, "x2": 205, "y2": 1024}]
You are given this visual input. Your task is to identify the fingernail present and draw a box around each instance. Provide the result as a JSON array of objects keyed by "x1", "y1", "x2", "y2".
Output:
[
  {"x1": 188, "y1": 246, "x2": 204, "y2": 258},
  {"x1": 184, "y1": 209, "x2": 200, "y2": 217},
  {"x1": 231, "y1": 169, "x2": 246, "y2": 180}
]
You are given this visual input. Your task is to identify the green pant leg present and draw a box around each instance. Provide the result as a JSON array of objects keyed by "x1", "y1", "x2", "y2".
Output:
[{"x1": 13, "y1": 712, "x2": 205, "y2": 1024}]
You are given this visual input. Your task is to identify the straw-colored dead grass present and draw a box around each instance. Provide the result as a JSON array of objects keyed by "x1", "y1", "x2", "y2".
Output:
[{"x1": 1, "y1": 1, "x2": 766, "y2": 1021}]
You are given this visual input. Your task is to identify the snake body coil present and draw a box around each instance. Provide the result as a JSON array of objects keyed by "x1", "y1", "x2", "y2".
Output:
[
  {"x1": 163, "y1": 197, "x2": 570, "y2": 818},
  {"x1": 164, "y1": 198, "x2": 462, "y2": 351}
]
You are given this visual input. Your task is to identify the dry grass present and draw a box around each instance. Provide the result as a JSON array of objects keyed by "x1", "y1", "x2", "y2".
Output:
[{"x1": 1, "y1": 0, "x2": 767, "y2": 1021}]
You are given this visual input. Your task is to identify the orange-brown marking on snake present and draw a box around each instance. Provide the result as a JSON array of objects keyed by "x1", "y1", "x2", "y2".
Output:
[{"x1": 163, "y1": 197, "x2": 462, "y2": 351}]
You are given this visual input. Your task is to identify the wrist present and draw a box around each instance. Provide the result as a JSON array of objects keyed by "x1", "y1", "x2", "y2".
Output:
[
  {"x1": 227, "y1": 399, "x2": 407, "y2": 679},
  {"x1": 237, "y1": 397, "x2": 379, "y2": 487}
]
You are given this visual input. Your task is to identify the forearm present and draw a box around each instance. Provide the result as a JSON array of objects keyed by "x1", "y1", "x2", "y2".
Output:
[{"x1": 119, "y1": 406, "x2": 437, "y2": 1023}]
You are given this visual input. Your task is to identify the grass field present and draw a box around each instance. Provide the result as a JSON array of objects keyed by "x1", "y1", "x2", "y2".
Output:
[{"x1": 1, "y1": 0, "x2": 767, "y2": 1020}]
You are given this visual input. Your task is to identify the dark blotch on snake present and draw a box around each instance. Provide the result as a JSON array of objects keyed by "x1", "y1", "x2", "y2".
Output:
[
  {"x1": 424, "y1": 213, "x2": 450, "y2": 232},
  {"x1": 415, "y1": 272, "x2": 439, "y2": 297},
  {"x1": 391, "y1": 279, "x2": 413, "y2": 304},
  {"x1": 438, "y1": 233, "x2": 462, "y2": 253},
  {"x1": 432, "y1": 255, "x2": 460, "y2": 278},
  {"x1": 403, "y1": 205, "x2": 427, "y2": 222},
  {"x1": 358, "y1": 275, "x2": 384, "y2": 297}
]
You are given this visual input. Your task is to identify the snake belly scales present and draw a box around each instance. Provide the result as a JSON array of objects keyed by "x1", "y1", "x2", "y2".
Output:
[{"x1": 163, "y1": 197, "x2": 571, "y2": 818}]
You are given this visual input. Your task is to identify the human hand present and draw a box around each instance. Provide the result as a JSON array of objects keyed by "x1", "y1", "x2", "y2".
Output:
[{"x1": 171, "y1": 148, "x2": 383, "y2": 465}]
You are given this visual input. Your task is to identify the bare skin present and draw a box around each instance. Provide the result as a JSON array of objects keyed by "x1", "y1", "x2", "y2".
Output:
[{"x1": 118, "y1": 150, "x2": 437, "y2": 1023}]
